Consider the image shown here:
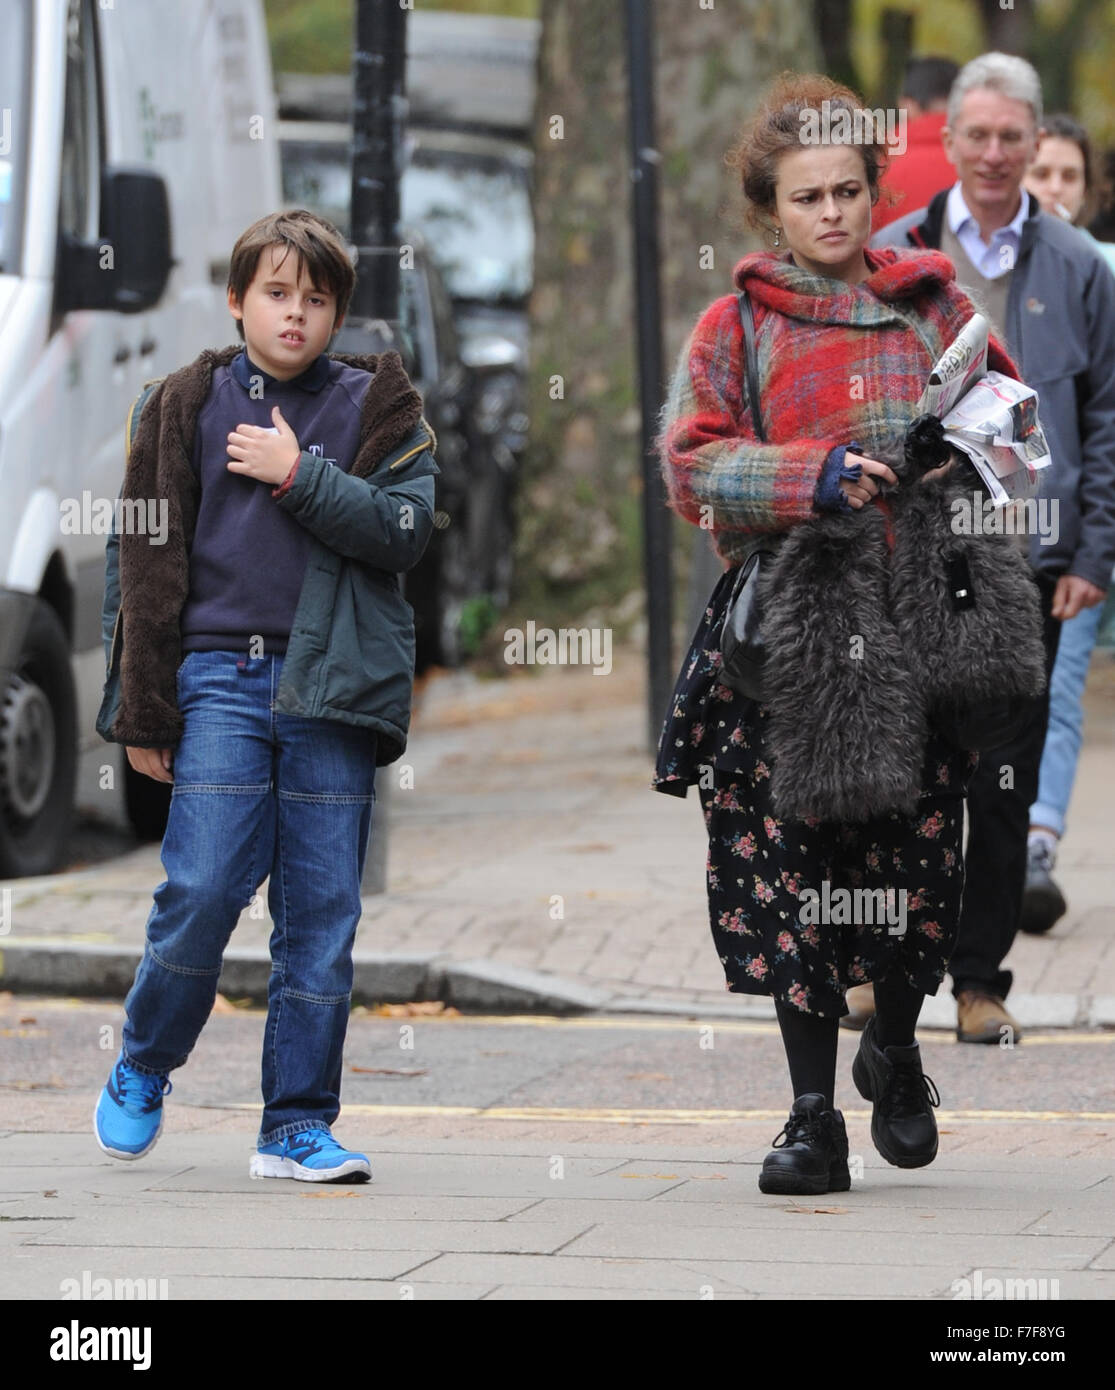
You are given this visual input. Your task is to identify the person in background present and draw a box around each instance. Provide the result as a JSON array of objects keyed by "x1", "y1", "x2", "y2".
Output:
[
  {"x1": 872, "y1": 52, "x2": 1115, "y2": 1045},
  {"x1": 871, "y1": 56, "x2": 959, "y2": 234},
  {"x1": 1019, "y1": 116, "x2": 1115, "y2": 934}
]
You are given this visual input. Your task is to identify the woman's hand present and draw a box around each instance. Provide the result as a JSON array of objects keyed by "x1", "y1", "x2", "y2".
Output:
[
  {"x1": 918, "y1": 449, "x2": 963, "y2": 486},
  {"x1": 840, "y1": 452, "x2": 899, "y2": 509}
]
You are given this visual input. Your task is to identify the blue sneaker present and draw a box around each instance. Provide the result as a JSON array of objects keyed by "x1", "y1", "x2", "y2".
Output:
[
  {"x1": 94, "y1": 1055, "x2": 172, "y2": 1160},
  {"x1": 249, "y1": 1128, "x2": 372, "y2": 1184}
]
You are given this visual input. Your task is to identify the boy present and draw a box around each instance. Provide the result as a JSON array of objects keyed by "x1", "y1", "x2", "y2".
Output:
[{"x1": 93, "y1": 209, "x2": 437, "y2": 1182}]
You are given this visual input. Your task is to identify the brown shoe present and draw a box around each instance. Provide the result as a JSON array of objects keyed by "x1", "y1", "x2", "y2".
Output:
[
  {"x1": 839, "y1": 983, "x2": 876, "y2": 1032},
  {"x1": 956, "y1": 989, "x2": 1023, "y2": 1045}
]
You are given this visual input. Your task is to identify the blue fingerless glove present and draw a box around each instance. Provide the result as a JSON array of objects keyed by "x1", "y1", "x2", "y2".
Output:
[{"x1": 813, "y1": 441, "x2": 864, "y2": 514}]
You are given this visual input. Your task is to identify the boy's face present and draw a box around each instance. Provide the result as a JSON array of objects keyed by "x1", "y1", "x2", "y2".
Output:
[{"x1": 227, "y1": 243, "x2": 343, "y2": 380}]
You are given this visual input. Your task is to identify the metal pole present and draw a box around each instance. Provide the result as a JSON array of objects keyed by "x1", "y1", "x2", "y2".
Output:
[
  {"x1": 350, "y1": 0, "x2": 407, "y2": 327},
  {"x1": 624, "y1": 0, "x2": 673, "y2": 753},
  {"x1": 348, "y1": 0, "x2": 409, "y2": 894}
]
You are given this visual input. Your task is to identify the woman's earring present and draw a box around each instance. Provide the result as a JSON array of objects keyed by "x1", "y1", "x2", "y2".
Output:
[{"x1": 773, "y1": 226, "x2": 781, "y2": 248}]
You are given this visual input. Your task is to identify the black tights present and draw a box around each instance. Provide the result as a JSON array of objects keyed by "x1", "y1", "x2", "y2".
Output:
[{"x1": 775, "y1": 972, "x2": 925, "y2": 1110}]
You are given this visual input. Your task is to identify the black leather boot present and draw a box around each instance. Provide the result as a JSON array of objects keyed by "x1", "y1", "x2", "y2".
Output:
[
  {"x1": 852, "y1": 1015, "x2": 941, "y2": 1168},
  {"x1": 758, "y1": 1093, "x2": 851, "y2": 1195}
]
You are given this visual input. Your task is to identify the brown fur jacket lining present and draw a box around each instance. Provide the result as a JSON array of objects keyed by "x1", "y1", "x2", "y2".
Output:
[{"x1": 114, "y1": 346, "x2": 423, "y2": 748}]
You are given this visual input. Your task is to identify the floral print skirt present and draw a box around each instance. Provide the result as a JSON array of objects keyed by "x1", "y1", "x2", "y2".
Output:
[{"x1": 654, "y1": 560, "x2": 974, "y2": 1018}]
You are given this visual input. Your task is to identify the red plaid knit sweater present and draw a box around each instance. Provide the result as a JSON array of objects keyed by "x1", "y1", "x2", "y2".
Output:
[{"x1": 658, "y1": 245, "x2": 1018, "y2": 567}]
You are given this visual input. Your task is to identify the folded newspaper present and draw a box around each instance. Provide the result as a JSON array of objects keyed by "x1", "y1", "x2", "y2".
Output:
[{"x1": 917, "y1": 313, "x2": 1052, "y2": 506}]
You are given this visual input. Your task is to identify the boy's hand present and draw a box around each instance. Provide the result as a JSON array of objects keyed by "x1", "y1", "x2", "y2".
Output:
[
  {"x1": 226, "y1": 406, "x2": 301, "y2": 485},
  {"x1": 126, "y1": 746, "x2": 174, "y2": 783}
]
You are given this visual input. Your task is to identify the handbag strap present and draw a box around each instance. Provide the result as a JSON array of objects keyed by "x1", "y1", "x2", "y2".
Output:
[{"x1": 736, "y1": 289, "x2": 766, "y2": 443}]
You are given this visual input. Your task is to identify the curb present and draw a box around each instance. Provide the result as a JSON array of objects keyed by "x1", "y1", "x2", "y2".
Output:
[
  {"x1": 0, "y1": 939, "x2": 611, "y2": 1016},
  {"x1": 1, "y1": 937, "x2": 1113, "y2": 1028}
]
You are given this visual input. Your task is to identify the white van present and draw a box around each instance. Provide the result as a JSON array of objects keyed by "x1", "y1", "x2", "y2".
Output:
[{"x1": 0, "y1": 0, "x2": 281, "y2": 875}]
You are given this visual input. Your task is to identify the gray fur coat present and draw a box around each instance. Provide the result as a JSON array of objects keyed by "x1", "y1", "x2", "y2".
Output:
[{"x1": 755, "y1": 449, "x2": 1048, "y2": 823}]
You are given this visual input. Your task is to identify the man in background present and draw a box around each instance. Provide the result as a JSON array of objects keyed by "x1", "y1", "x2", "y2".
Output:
[
  {"x1": 872, "y1": 56, "x2": 959, "y2": 233},
  {"x1": 872, "y1": 52, "x2": 1115, "y2": 1045}
]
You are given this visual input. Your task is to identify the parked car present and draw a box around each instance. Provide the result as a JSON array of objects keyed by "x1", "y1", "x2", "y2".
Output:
[
  {"x1": 400, "y1": 127, "x2": 531, "y2": 627},
  {"x1": 279, "y1": 122, "x2": 530, "y2": 668}
]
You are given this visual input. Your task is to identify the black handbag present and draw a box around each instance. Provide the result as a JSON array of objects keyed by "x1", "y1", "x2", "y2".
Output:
[
  {"x1": 927, "y1": 549, "x2": 1042, "y2": 752},
  {"x1": 719, "y1": 289, "x2": 773, "y2": 701}
]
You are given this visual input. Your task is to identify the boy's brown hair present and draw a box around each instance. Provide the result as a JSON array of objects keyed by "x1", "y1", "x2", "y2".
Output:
[{"x1": 227, "y1": 209, "x2": 356, "y2": 342}]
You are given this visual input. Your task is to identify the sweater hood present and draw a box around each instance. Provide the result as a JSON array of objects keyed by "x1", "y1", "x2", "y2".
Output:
[{"x1": 732, "y1": 245, "x2": 957, "y2": 326}]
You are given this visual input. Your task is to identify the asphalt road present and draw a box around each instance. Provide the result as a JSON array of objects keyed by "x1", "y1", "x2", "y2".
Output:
[{"x1": 5, "y1": 995, "x2": 1113, "y2": 1126}]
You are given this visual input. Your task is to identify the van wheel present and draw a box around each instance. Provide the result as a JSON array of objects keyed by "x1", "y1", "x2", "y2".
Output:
[{"x1": 0, "y1": 600, "x2": 77, "y2": 877}]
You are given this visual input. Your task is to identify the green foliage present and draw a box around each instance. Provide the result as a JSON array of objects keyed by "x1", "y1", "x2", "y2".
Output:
[
  {"x1": 414, "y1": 0, "x2": 539, "y2": 14},
  {"x1": 851, "y1": 0, "x2": 1115, "y2": 145},
  {"x1": 264, "y1": 0, "x2": 353, "y2": 73},
  {"x1": 264, "y1": 0, "x2": 539, "y2": 75},
  {"x1": 457, "y1": 594, "x2": 501, "y2": 657}
]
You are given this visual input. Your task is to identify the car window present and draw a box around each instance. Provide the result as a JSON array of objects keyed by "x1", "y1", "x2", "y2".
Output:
[
  {"x1": 0, "y1": 0, "x2": 31, "y2": 273},
  {"x1": 400, "y1": 152, "x2": 532, "y2": 302},
  {"x1": 59, "y1": 0, "x2": 102, "y2": 248}
]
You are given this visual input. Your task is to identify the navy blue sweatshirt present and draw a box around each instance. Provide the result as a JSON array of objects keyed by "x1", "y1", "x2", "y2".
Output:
[{"x1": 180, "y1": 350, "x2": 370, "y2": 654}]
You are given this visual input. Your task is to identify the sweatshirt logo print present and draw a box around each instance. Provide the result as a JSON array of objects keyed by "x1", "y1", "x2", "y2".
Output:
[{"x1": 306, "y1": 442, "x2": 338, "y2": 467}]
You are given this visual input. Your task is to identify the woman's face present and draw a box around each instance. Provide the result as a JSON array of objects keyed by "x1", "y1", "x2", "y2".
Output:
[
  {"x1": 771, "y1": 144, "x2": 873, "y2": 284},
  {"x1": 1024, "y1": 135, "x2": 1087, "y2": 223}
]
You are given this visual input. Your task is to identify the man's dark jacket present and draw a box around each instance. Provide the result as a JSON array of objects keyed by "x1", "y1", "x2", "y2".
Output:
[
  {"x1": 96, "y1": 348, "x2": 438, "y2": 766},
  {"x1": 873, "y1": 189, "x2": 1115, "y2": 591}
]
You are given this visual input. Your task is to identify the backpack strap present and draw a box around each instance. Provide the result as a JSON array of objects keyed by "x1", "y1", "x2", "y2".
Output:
[{"x1": 125, "y1": 376, "x2": 166, "y2": 460}]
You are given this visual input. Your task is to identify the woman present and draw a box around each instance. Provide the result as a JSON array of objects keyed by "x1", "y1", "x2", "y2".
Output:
[
  {"x1": 1019, "y1": 115, "x2": 1115, "y2": 933},
  {"x1": 653, "y1": 73, "x2": 1025, "y2": 1195},
  {"x1": 1024, "y1": 113, "x2": 1115, "y2": 274}
]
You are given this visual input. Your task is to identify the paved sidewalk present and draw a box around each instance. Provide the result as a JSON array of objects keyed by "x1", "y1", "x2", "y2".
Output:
[
  {"x1": 4, "y1": 991, "x2": 1113, "y2": 1305},
  {"x1": 3, "y1": 645, "x2": 1115, "y2": 1027},
  {"x1": 3, "y1": 1123, "x2": 1113, "y2": 1300}
]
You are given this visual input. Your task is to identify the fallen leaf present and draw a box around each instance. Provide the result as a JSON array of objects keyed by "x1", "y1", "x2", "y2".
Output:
[
  {"x1": 785, "y1": 1205, "x2": 849, "y2": 1215},
  {"x1": 372, "y1": 1002, "x2": 460, "y2": 1018},
  {"x1": 349, "y1": 1066, "x2": 427, "y2": 1077},
  {"x1": 42, "y1": 1191, "x2": 57, "y2": 1199},
  {"x1": 18, "y1": 1017, "x2": 36, "y2": 1025},
  {"x1": 625, "y1": 1072, "x2": 672, "y2": 1081},
  {"x1": 300, "y1": 1189, "x2": 360, "y2": 1199}
]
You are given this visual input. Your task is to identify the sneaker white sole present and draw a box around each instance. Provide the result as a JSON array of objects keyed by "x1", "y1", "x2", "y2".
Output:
[
  {"x1": 248, "y1": 1153, "x2": 371, "y2": 1183},
  {"x1": 93, "y1": 1098, "x2": 163, "y2": 1161}
]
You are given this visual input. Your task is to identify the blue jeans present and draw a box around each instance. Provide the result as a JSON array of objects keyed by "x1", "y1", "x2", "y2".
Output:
[
  {"x1": 121, "y1": 649, "x2": 377, "y2": 1146},
  {"x1": 1029, "y1": 601, "x2": 1105, "y2": 838}
]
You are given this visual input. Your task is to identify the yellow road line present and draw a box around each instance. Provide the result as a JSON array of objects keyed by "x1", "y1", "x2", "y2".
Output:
[
  {"x1": 204, "y1": 1102, "x2": 1115, "y2": 1125},
  {"x1": 356, "y1": 1013, "x2": 1115, "y2": 1044},
  {"x1": 13, "y1": 1000, "x2": 1106, "y2": 1045},
  {"x1": 20, "y1": 997, "x2": 1115, "y2": 1043}
]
